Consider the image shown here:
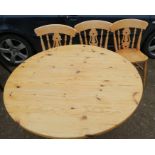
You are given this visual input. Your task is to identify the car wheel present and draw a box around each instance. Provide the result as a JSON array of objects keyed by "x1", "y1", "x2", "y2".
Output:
[
  {"x1": 143, "y1": 32, "x2": 155, "y2": 59},
  {"x1": 0, "y1": 34, "x2": 33, "y2": 65}
]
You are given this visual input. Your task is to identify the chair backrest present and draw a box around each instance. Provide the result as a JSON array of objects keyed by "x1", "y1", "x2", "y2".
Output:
[
  {"x1": 74, "y1": 20, "x2": 112, "y2": 48},
  {"x1": 34, "y1": 24, "x2": 77, "y2": 50},
  {"x1": 110, "y1": 19, "x2": 148, "y2": 51}
]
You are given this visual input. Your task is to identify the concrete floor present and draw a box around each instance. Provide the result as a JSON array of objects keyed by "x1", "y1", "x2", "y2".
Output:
[{"x1": 0, "y1": 59, "x2": 155, "y2": 139}]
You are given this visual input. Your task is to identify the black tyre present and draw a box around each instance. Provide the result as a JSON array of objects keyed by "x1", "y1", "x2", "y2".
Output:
[
  {"x1": 0, "y1": 34, "x2": 33, "y2": 65},
  {"x1": 143, "y1": 32, "x2": 155, "y2": 59}
]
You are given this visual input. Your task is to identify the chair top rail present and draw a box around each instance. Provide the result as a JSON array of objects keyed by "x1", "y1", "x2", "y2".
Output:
[
  {"x1": 74, "y1": 20, "x2": 112, "y2": 32},
  {"x1": 110, "y1": 19, "x2": 148, "y2": 32},
  {"x1": 34, "y1": 24, "x2": 77, "y2": 37}
]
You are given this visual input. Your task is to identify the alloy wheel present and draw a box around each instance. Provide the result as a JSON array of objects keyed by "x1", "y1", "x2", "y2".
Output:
[{"x1": 0, "y1": 38, "x2": 29, "y2": 64}]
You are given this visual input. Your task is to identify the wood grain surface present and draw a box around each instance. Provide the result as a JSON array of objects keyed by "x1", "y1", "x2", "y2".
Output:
[{"x1": 3, "y1": 45, "x2": 143, "y2": 138}]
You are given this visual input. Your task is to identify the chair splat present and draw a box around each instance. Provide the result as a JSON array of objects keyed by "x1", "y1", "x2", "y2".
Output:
[
  {"x1": 34, "y1": 24, "x2": 77, "y2": 50},
  {"x1": 74, "y1": 20, "x2": 112, "y2": 48}
]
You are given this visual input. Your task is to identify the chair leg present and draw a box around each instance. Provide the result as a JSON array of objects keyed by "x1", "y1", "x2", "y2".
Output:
[
  {"x1": 143, "y1": 60, "x2": 148, "y2": 86},
  {"x1": 135, "y1": 63, "x2": 143, "y2": 71}
]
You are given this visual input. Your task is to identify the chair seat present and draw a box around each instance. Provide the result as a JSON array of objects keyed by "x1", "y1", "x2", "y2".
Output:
[{"x1": 116, "y1": 48, "x2": 148, "y2": 63}]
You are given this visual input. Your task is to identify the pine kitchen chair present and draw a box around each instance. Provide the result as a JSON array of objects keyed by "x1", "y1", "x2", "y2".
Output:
[
  {"x1": 74, "y1": 20, "x2": 112, "y2": 48},
  {"x1": 34, "y1": 24, "x2": 77, "y2": 50},
  {"x1": 110, "y1": 19, "x2": 148, "y2": 85}
]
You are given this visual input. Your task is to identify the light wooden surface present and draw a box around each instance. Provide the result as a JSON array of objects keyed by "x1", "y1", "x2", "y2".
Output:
[
  {"x1": 110, "y1": 19, "x2": 148, "y2": 85},
  {"x1": 110, "y1": 19, "x2": 148, "y2": 52},
  {"x1": 4, "y1": 45, "x2": 143, "y2": 138},
  {"x1": 34, "y1": 24, "x2": 77, "y2": 50},
  {"x1": 74, "y1": 20, "x2": 112, "y2": 48},
  {"x1": 117, "y1": 49, "x2": 148, "y2": 63},
  {"x1": 110, "y1": 19, "x2": 148, "y2": 32}
]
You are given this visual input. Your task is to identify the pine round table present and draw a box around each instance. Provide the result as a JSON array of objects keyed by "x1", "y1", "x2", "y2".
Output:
[{"x1": 3, "y1": 45, "x2": 143, "y2": 138}]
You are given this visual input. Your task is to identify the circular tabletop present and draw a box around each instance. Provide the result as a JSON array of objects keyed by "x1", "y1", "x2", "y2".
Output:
[{"x1": 4, "y1": 45, "x2": 143, "y2": 138}]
